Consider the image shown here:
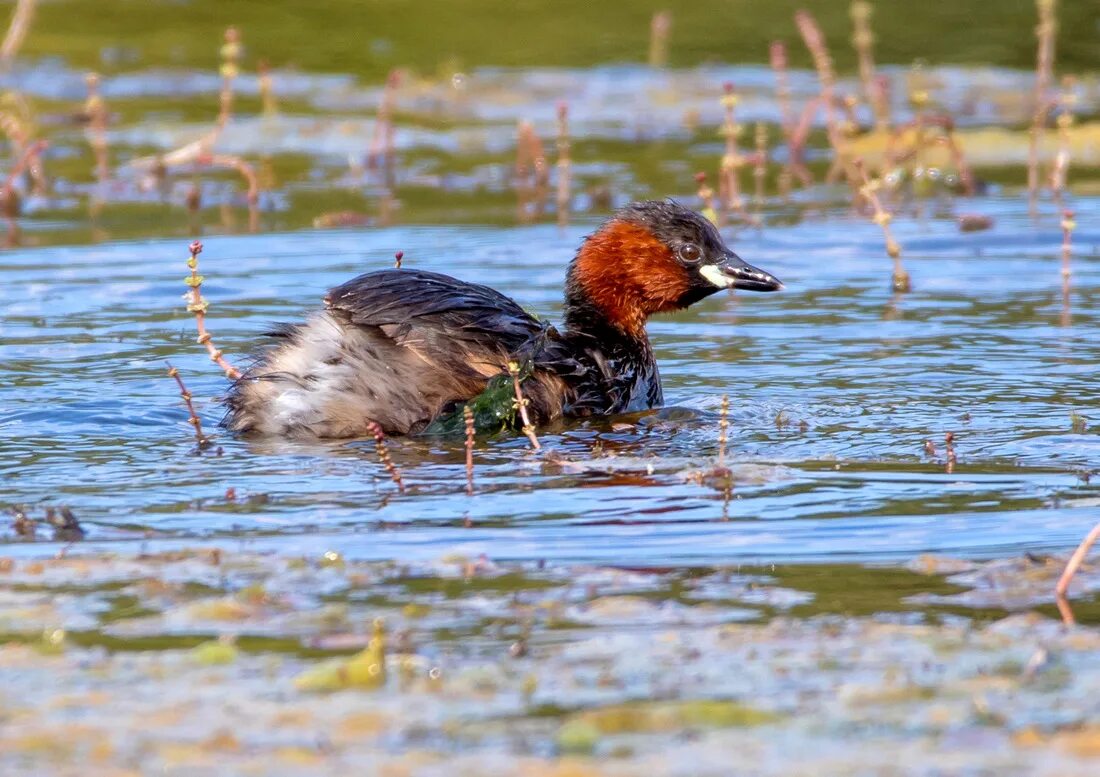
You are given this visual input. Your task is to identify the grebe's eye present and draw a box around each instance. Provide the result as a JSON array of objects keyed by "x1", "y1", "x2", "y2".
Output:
[{"x1": 678, "y1": 244, "x2": 701, "y2": 264}]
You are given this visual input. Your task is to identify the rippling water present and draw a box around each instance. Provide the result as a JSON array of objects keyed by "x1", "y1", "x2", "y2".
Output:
[{"x1": 4, "y1": 193, "x2": 1098, "y2": 563}]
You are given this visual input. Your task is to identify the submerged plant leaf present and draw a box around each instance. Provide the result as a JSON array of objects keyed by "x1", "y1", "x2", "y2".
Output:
[{"x1": 423, "y1": 360, "x2": 534, "y2": 435}]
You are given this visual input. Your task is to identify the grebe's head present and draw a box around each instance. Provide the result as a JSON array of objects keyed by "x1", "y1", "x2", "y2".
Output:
[{"x1": 564, "y1": 199, "x2": 782, "y2": 337}]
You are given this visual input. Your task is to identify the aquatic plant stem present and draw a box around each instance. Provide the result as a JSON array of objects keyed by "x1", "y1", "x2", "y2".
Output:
[
  {"x1": 508, "y1": 361, "x2": 540, "y2": 450},
  {"x1": 464, "y1": 405, "x2": 475, "y2": 496},
  {"x1": 718, "y1": 83, "x2": 747, "y2": 219},
  {"x1": 0, "y1": 0, "x2": 34, "y2": 69},
  {"x1": 258, "y1": 59, "x2": 278, "y2": 118},
  {"x1": 366, "y1": 69, "x2": 400, "y2": 180},
  {"x1": 1, "y1": 138, "x2": 45, "y2": 208},
  {"x1": 1055, "y1": 520, "x2": 1100, "y2": 626},
  {"x1": 648, "y1": 10, "x2": 671, "y2": 68},
  {"x1": 752, "y1": 122, "x2": 767, "y2": 213},
  {"x1": 514, "y1": 120, "x2": 548, "y2": 221},
  {"x1": 84, "y1": 73, "x2": 110, "y2": 183},
  {"x1": 694, "y1": 171, "x2": 718, "y2": 225},
  {"x1": 795, "y1": 11, "x2": 843, "y2": 172},
  {"x1": 184, "y1": 240, "x2": 242, "y2": 380},
  {"x1": 1028, "y1": 0, "x2": 1057, "y2": 216},
  {"x1": 216, "y1": 27, "x2": 241, "y2": 135},
  {"x1": 849, "y1": 1, "x2": 889, "y2": 131},
  {"x1": 1060, "y1": 209, "x2": 1074, "y2": 326},
  {"x1": 853, "y1": 158, "x2": 910, "y2": 292},
  {"x1": 1050, "y1": 76, "x2": 1075, "y2": 211},
  {"x1": 166, "y1": 362, "x2": 211, "y2": 448},
  {"x1": 555, "y1": 101, "x2": 571, "y2": 227},
  {"x1": 368, "y1": 421, "x2": 406, "y2": 493}
]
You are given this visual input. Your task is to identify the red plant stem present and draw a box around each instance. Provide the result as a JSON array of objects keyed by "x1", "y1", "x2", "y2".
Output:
[
  {"x1": 165, "y1": 362, "x2": 211, "y2": 448},
  {"x1": 1050, "y1": 76, "x2": 1075, "y2": 210},
  {"x1": 1028, "y1": 0, "x2": 1057, "y2": 215},
  {"x1": 2, "y1": 137, "x2": 45, "y2": 195},
  {"x1": 464, "y1": 405, "x2": 475, "y2": 496},
  {"x1": 367, "y1": 69, "x2": 400, "y2": 173},
  {"x1": 368, "y1": 421, "x2": 406, "y2": 493},
  {"x1": 0, "y1": 0, "x2": 35, "y2": 68},
  {"x1": 1055, "y1": 520, "x2": 1100, "y2": 626},
  {"x1": 555, "y1": 101, "x2": 571, "y2": 226},
  {"x1": 768, "y1": 41, "x2": 794, "y2": 139},
  {"x1": 795, "y1": 11, "x2": 842, "y2": 157}
]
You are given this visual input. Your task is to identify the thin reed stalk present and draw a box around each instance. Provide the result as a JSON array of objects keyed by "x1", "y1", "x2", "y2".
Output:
[
  {"x1": 508, "y1": 361, "x2": 540, "y2": 450},
  {"x1": 367, "y1": 421, "x2": 406, "y2": 493},
  {"x1": 166, "y1": 362, "x2": 211, "y2": 448},
  {"x1": 184, "y1": 240, "x2": 242, "y2": 380},
  {"x1": 1028, "y1": 0, "x2": 1057, "y2": 215},
  {"x1": 853, "y1": 158, "x2": 910, "y2": 292}
]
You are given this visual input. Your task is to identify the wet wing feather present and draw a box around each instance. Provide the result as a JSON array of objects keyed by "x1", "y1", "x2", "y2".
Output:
[{"x1": 324, "y1": 269, "x2": 549, "y2": 373}]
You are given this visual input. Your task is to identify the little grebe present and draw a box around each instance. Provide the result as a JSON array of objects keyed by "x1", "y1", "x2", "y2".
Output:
[{"x1": 224, "y1": 200, "x2": 782, "y2": 437}]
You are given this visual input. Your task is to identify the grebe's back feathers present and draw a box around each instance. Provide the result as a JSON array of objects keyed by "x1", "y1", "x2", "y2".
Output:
[
  {"x1": 224, "y1": 269, "x2": 565, "y2": 437},
  {"x1": 325, "y1": 269, "x2": 549, "y2": 359}
]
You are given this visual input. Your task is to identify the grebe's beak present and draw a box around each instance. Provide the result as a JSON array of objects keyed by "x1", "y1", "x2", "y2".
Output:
[{"x1": 700, "y1": 251, "x2": 784, "y2": 292}]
